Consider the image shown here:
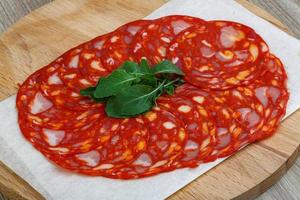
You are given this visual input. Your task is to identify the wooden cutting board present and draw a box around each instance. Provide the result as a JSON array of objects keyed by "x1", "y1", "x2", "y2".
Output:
[{"x1": 0, "y1": 0, "x2": 299, "y2": 199}]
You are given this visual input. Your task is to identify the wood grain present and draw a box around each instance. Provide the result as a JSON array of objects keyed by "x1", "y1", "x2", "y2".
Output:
[
  {"x1": 0, "y1": 163, "x2": 44, "y2": 200},
  {"x1": 250, "y1": 0, "x2": 300, "y2": 39},
  {"x1": 0, "y1": 0, "x2": 299, "y2": 200},
  {"x1": 0, "y1": 0, "x2": 52, "y2": 33}
]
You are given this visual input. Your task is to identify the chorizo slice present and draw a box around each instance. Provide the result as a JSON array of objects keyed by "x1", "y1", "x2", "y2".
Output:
[
  {"x1": 40, "y1": 108, "x2": 187, "y2": 179},
  {"x1": 249, "y1": 54, "x2": 288, "y2": 141},
  {"x1": 101, "y1": 20, "x2": 151, "y2": 71},
  {"x1": 40, "y1": 60, "x2": 102, "y2": 111},
  {"x1": 216, "y1": 86, "x2": 265, "y2": 136},
  {"x1": 18, "y1": 120, "x2": 100, "y2": 155},
  {"x1": 175, "y1": 84, "x2": 249, "y2": 160},
  {"x1": 157, "y1": 94, "x2": 215, "y2": 167},
  {"x1": 17, "y1": 70, "x2": 103, "y2": 130},
  {"x1": 40, "y1": 117, "x2": 150, "y2": 179},
  {"x1": 131, "y1": 15, "x2": 206, "y2": 65},
  {"x1": 168, "y1": 21, "x2": 269, "y2": 89},
  {"x1": 77, "y1": 34, "x2": 112, "y2": 85},
  {"x1": 58, "y1": 46, "x2": 95, "y2": 92}
]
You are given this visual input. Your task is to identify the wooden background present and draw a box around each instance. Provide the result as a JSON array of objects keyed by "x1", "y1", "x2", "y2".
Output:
[{"x1": 0, "y1": 0, "x2": 300, "y2": 199}]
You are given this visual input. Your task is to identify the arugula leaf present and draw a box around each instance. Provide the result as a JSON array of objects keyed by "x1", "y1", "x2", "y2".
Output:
[
  {"x1": 175, "y1": 78, "x2": 185, "y2": 86},
  {"x1": 152, "y1": 60, "x2": 184, "y2": 75},
  {"x1": 121, "y1": 59, "x2": 152, "y2": 75},
  {"x1": 90, "y1": 95, "x2": 108, "y2": 103},
  {"x1": 139, "y1": 74, "x2": 157, "y2": 87},
  {"x1": 81, "y1": 60, "x2": 185, "y2": 118},
  {"x1": 80, "y1": 87, "x2": 107, "y2": 102},
  {"x1": 94, "y1": 69, "x2": 137, "y2": 98},
  {"x1": 164, "y1": 84, "x2": 175, "y2": 95},
  {"x1": 121, "y1": 61, "x2": 140, "y2": 73},
  {"x1": 80, "y1": 87, "x2": 96, "y2": 96},
  {"x1": 119, "y1": 59, "x2": 154, "y2": 83},
  {"x1": 140, "y1": 59, "x2": 152, "y2": 74},
  {"x1": 106, "y1": 83, "x2": 164, "y2": 117}
]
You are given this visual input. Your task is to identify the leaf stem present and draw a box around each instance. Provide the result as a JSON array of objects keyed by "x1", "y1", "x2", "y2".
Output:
[
  {"x1": 163, "y1": 78, "x2": 181, "y2": 87},
  {"x1": 126, "y1": 79, "x2": 166, "y2": 104}
]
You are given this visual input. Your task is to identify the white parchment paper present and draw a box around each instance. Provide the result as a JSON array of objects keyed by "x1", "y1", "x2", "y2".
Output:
[{"x1": 1, "y1": 0, "x2": 300, "y2": 199}]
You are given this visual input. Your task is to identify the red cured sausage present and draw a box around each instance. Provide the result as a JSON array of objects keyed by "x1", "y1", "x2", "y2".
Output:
[
  {"x1": 141, "y1": 107, "x2": 187, "y2": 169},
  {"x1": 56, "y1": 21, "x2": 151, "y2": 88},
  {"x1": 175, "y1": 84, "x2": 249, "y2": 159},
  {"x1": 157, "y1": 94, "x2": 215, "y2": 167},
  {"x1": 208, "y1": 89, "x2": 264, "y2": 158},
  {"x1": 40, "y1": 60, "x2": 102, "y2": 111},
  {"x1": 17, "y1": 70, "x2": 103, "y2": 130},
  {"x1": 40, "y1": 107, "x2": 187, "y2": 179},
  {"x1": 168, "y1": 21, "x2": 269, "y2": 89},
  {"x1": 248, "y1": 54, "x2": 288, "y2": 141},
  {"x1": 16, "y1": 16, "x2": 289, "y2": 179},
  {"x1": 78, "y1": 36, "x2": 111, "y2": 85},
  {"x1": 58, "y1": 47, "x2": 96, "y2": 92},
  {"x1": 131, "y1": 15, "x2": 206, "y2": 65},
  {"x1": 20, "y1": 112, "x2": 147, "y2": 157},
  {"x1": 18, "y1": 103, "x2": 103, "y2": 130},
  {"x1": 40, "y1": 117, "x2": 150, "y2": 178},
  {"x1": 101, "y1": 20, "x2": 151, "y2": 71},
  {"x1": 216, "y1": 87, "x2": 265, "y2": 136},
  {"x1": 19, "y1": 120, "x2": 100, "y2": 155}
]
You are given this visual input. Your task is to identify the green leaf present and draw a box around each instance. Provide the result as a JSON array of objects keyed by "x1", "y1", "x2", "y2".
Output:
[
  {"x1": 121, "y1": 60, "x2": 153, "y2": 76},
  {"x1": 80, "y1": 87, "x2": 96, "y2": 96},
  {"x1": 119, "y1": 59, "x2": 154, "y2": 85},
  {"x1": 152, "y1": 60, "x2": 184, "y2": 75},
  {"x1": 81, "y1": 59, "x2": 185, "y2": 118},
  {"x1": 175, "y1": 78, "x2": 185, "y2": 86},
  {"x1": 139, "y1": 74, "x2": 157, "y2": 87},
  {"x1": 140, "y1": 59, "x2": 152, "y2": 74},
  {"x1": 90, "y1": 94, "x2": 108, "y2": 103},
  {"x1": 120, "y1": 61, "x2": 140, "y2": 73},
  {"x1": 80, "y1": 87, "x2": 107, "y2": 102},
  {"x1": 105, "y1": 83, "x2": 164, "y2": 117},
  {"x1": 164, "y1": 84, "x2": 175, "y2": 95},
  {"x1": 94, "y1": 69, "x2": 137, "y2": 98}
]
